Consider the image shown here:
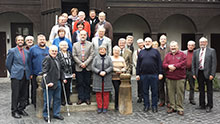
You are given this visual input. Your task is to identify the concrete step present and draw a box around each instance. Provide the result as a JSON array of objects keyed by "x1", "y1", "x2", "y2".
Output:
[
  {"x1": 60, "y1": 102, "x2": 115, "y2": 112},
  {"x1": 69, "y1": 93, "x2": 96, "y2": 103}
]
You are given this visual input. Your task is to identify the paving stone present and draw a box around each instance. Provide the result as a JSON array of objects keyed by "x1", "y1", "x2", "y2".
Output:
[{"x1": 1, "y1": 78, "x2": 220, "y2": 124}]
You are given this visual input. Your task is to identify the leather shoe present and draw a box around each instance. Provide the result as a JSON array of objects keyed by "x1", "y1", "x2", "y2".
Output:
[
  {"x1": 12, "y1": 112, "x2": 21, "y2": 119},
  {"x1": 43, "y1": 117, "x2": 49, "y2": 122},
  {"x1": 85, "y1": 100, "x2": 91, "y2": 105},
  {"x1": 190, "y1": 100, "x2": 196, "y2": 105},
  {"x1": 76, "y1": 100, "x2": 83, "y2": 105},
  {"x1": 18, "y1": 110, "x2": 28, "y2": 116},
  {"x1": 103, "y1": 109, "x2": 107, "y2": 113},
  {"x1": 68, "y1": 102, "x2": 72, "y2": 105},
  {"x1": 206, "y1": 106, "x2": 212, "y2": 113},
  {"x1": 143, "y1": 107, "x2": 150, "y2": 112},
  {"x1": 167, "y1": 108, "x2": 175, "y2": 114},
  {"x1": 97, "y1": 108, "x2": 102, "y2": 114},
  {"x1": 61, "y1": 102, "x2": 66, "y2": 106},
  {"x1": 152, "y1": 107, "x2": 158, "y2": 113},
  {"x1": 53, "y1": 115, "x2": 64, "y2": 120},
  {"x1": 177, "y1": 111, "x2": 184, "y2": 116},
  {"x1": 195, "y1": 106, "x2": 206, "y2": 110},
  {"x1": 137, "y1": 98, "x2": 142, "y2": 103}
]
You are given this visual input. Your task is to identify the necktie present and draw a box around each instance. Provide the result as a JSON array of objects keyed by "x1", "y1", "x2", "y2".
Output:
[
  {"x1": 120, "y1": 49, "x2": 123, "y2": 56},
  {"x1": 81, "y1": 43, "x2": 85, "y2": 62},
  {"x1": 199, "y1": 48, "x2": 204, "y2": 70},
  {"x1": 19, "y1": 48, "x2": 25, "y2": 64}
]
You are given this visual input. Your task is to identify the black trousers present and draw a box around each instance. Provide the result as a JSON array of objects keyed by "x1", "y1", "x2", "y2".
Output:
[
  {"x1": 11, "y1": 74, "x2": 28, "y2": 113},
  {"x1": 137, "y1": 80, "x2": 143, "y2": 99},
  {"x1": 61, "y1": 78, "x2": 72, "y2": 103},
  {"x1": 31, "y1": 75, "x2": 38, "y2": 105},
  {"x1": 198, "y1": 70, "x2": 213, "y2": 108},
  {"x1": 76, "y1": 69, "x2": 91, "y2": 101},
  {"x1": 158, "y1": 74, "x2": 169, "y2": 103},
  {"x1": 185, "y1": 70, "x2": 195, "y2": 101},
  {"x1": 112, "y1": 80, "x2": 121, "y2": 109}
]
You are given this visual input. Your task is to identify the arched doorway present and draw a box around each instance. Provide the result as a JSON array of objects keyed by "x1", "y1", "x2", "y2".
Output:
[
  {"x1": 0, "y1": 12, "x2": 33, "y2": 77},
  {"x1": 204, "y1": 15, "x2": 220, "y2": 72},
  {"x1": 113, "y1": 14, "x2": 151, "y2": 50},
  {"x1": 159, "y1": 14, "x2": 197, "y2": 50}
]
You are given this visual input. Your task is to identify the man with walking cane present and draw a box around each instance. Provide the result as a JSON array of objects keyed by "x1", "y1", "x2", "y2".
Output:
[{"x1": 41, "y1": 45, "x2": 67, "y2": 122}]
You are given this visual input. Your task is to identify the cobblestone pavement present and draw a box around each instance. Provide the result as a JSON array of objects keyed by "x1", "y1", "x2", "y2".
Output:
[{"x1": 1, "y1": 79, "x2": 220, "y2": 124}]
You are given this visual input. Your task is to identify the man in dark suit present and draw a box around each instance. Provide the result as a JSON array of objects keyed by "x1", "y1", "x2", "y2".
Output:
[
  {"x1": 86, "y1": 9, "x2": 99, "y2": 40},
  {"x1": 6, "y1": 35, "x2": 31, "y2": 118},
  {"x1": 192, "y1": 37, "x2": 217, "y2": 113},
  {"x1": 72, "y1": 30, "x2": 94, "y2": 105},
  {"x1": 42, "y1": 45, "x2": 67, "y2": 122}
]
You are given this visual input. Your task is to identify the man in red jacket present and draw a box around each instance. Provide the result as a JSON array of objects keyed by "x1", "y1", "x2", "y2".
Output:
[{"x1": 163, "y1": 41, "x2": 186, "y2": 116}]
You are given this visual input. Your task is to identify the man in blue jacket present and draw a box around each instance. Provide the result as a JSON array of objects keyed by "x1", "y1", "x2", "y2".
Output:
[
  {"x1": 6, "y1": 35, "x2": 31, "y2": 118},
  {"x1": 29, "y1": 34, "x2": 49, "y2": 108}
]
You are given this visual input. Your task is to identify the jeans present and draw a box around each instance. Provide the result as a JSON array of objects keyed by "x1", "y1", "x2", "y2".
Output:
[
  {"x1": 43, "y1": 81, "x2": 61, "y2": 117},
  {"x1": 141, "y1": 74, "x2": 158, "y2": 108}
]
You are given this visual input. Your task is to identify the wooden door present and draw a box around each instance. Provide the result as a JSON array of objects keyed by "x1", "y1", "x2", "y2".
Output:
[
  {"x1": 113, "y1": 33, "x2": 132, "y2": 48},
  {"x1": 0, "y1": 32, "x2": 7, "y2": 77},
  {"x1": 11, "y1": 23, "x2": 33, "y2": 47},
  {"x1": 211, "y1": 33, "x2": 220, "y2": 72},
  {"x1": 41, "y1": 0, "x2": 62, "y2": 38},
  {"x1": 181, "y1": 33, "x2": 195, "y2": 50}
]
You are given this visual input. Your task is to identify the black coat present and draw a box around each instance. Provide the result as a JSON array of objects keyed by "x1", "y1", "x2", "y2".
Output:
[{"x1": 41, "y1": 55, "x2": 65, "y2": 89}]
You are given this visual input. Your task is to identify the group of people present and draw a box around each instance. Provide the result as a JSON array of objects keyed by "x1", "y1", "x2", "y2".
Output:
[
  {"x1": 5, "y1": 7, "x2": 217, "y2": 122},
  {"x1": 135, "y1": 35, "x2": 217, "y2": 116}
]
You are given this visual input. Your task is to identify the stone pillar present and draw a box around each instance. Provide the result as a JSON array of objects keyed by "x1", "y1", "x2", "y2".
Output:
[
  {"x1": 36, "y1": 75, "x2": 44, "y2": 118},
  {"x1": 119, "y1": 74, "x2": 132, "y2": 115}
]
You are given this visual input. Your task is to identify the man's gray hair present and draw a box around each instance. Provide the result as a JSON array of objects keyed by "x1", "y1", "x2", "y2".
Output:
[
  {"x1": 49, "y1": 45, "x2": 58, "y2": 51},
  {"x1": 126, "y1": 35, "x2": 133, "y2": 40},
  {"x1": 144, "y1": 37, "x2": 152, "y2": 42},
  {"x1": 187, "y1": 40, "x2": 195, "y2": 45},
  {"x1": 160, "y1": 35, "x2": 167, "y2": 40},
  {"x1": 78, "y1": 11, "x2": 85, "y2": 16},
  {"x1": 199, "y1": 37, "x2": 208, "y2": 42},
  {"x1": 170, "y1": 41, "x2": 178, "y2": 46},
  {"x1": 25, "y1": 36, "x2": 34, "y2": 41},
  {"x1": 99, "y1": 12, "x2": 106, "y2": 17}
]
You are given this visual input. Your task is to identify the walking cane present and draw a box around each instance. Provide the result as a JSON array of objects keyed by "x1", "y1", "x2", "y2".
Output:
[
  {"x1": 62, "y1": 82, "x2": 70, "y2": 116},
  {"x1": 43, "y1": 74, "x2": 51, "y2": 123}
]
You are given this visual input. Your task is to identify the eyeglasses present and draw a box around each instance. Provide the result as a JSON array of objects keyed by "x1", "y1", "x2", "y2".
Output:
[{"x1": 51, "y1": 50, "x2": 58, "y2": 52}]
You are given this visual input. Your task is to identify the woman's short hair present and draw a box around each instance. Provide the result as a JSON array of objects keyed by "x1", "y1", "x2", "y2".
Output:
[
  {"x1": 113, "y1": 45, "x2": 121, "y2": 51},
  {"x1": 59, "y1": 41, "x2": 68, "y2": 49}
]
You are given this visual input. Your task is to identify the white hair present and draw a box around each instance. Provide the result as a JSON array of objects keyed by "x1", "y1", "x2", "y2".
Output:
[
  {"x1": 118, "y1": 38, "x2": 126, "y2": 42},
  {"x1": 160, "y1": 35, "x2": 167, "y2": 40},
  {"x1": 80, "y1": 30, "x2": 87, "y2": 34},
  {"x1": 99, "y1": 12, "x2": 106, "y2": 17},
  {"x1": 49, "y1": 45, "x2": 58, "y2": 51},
  {"x1": 144, "y1": 37, "x2": 152, "y2": 42},
  {"x1": 97, "y1": 27, "x2": 106, "y2": 32},
  {"x1": 170, "y1": 41, "x2": 178, "y2": 46},
  {"x1": 59, "y1": 41, "x2": 68, "y2": 48},
  {"x1": 187, "y1": 40, "x2": 195, "y2": 45},
  {"x1": 25, "y1": 36, "x2": 34, "y2": 41},
  {"x1": 126, "y1": 35, "x2": 133, "y2": 40},
  {"x1": 113, "y1": 45, "x2": 121, "y2": 51},
  {"x1": 137, "y1": 39, "x2": 144, "y2": 43},
  {"x1": 78, "y1": 11, "x2": 85, "y2": 16},
  {"x1": 199, "y1": 37, "x2": 208, "y2": 42}
]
